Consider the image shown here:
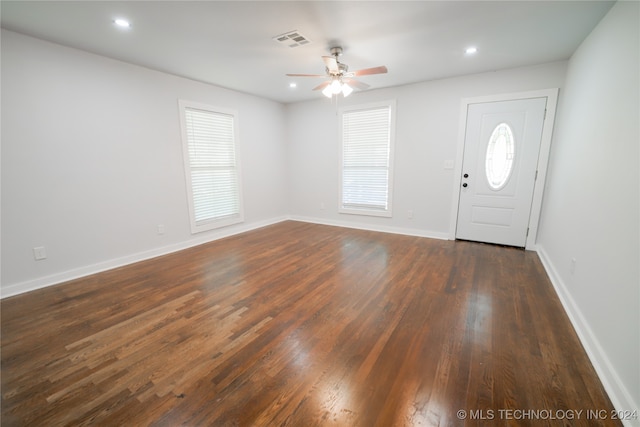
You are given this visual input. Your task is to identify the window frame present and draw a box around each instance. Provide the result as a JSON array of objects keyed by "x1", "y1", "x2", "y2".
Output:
[
  {"x1": 178, "y1": 99, "x2": 244, "y2": 233},
  {"x1": 338, "y1": 100, "x2": 396, "y2": 218}
]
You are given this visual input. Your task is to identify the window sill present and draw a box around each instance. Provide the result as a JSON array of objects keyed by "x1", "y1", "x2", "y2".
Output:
[{"x1": 339, "y1": 207, "x2": 392, "y2": 218}]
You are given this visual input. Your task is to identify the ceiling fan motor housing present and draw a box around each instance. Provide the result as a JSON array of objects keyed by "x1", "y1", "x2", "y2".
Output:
[
  {"x1": 327, "y1": 63, "x2": 349, "y2": 76},
  {"x1": 330, "y1": 46, "x2": 343, "y2": 57}
]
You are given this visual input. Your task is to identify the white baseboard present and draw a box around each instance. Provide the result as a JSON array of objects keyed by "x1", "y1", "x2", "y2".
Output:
[
  {"x1": 0, "y1": 216, "x2": 448, "y2": 299},
  {"x1": 289, "y1": 215, "x2": 450, "y2": 241},
  {"x1": 536, "y1": 246, "x2": 639, "y2": 427},
  {"x1": 1, "y1": 215, "x2": 446, "y2": 299},
  {"x1": 1, "y1": 216, "x2": 288, "y2": 299}
]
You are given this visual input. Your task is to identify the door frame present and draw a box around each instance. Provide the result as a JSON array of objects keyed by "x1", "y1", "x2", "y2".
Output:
[{"x1": 448, "y1": 89, "x2": 559, "y2": 250}]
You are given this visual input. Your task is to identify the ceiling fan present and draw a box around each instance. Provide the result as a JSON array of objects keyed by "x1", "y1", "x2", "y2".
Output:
[{"x1": 286, "y1": 47, "x2": 388, "y2": 98}]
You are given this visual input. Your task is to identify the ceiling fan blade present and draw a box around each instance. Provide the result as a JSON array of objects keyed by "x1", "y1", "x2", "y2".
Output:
[
  {"x1": 343, "y1": 78, "x2": 370, "y2": 90},
  {"x1": 286, "y1": 73, "x2": 326, "y2": 77},
  {"x1": 322, "y1": 56, "x2": 339, "y2": 73},
  {"x1": 312, "y1": 81, "x2": 331, "y2": 91},
  {"x1": 351, "y1": 65, "x2": 388, "y2": 76}
]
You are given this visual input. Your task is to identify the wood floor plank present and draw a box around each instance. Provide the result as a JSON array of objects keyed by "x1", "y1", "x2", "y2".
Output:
[{"x1": 1, "y1": 221, "x2": 621, "y2": 426}]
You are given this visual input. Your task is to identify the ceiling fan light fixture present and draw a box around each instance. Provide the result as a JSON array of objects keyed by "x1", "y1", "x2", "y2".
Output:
[
  {"x1": 322, "y1": 85, "x2": 333, "y2": 98},
  {"x1": 341, "y1": 83, "x2": 353, "y2": 97},
  {"x1": 330, "y1": 79, "x2": 342, "y2": 94}
]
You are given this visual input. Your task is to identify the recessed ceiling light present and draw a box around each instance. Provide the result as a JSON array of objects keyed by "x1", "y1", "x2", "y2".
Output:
[
  {"x1": 113, "y1": 18, "x2": 131, "y2": 28},
  {"x1": 289, "y1": 82, "x2": 297, "y2": 88},
  {"x1": 465, "y1": 46, "x2": 478, "y2": 55}
]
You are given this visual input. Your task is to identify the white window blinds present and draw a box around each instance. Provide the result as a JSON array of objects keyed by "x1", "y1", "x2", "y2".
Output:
[
  {"x1": 340, "y1": 103, "x2": 394, "y2": 216},
  {"x1": 179, "y1": 101, "x2": 243, "y2": 233}
]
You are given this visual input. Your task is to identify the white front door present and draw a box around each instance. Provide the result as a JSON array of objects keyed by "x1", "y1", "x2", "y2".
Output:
[{"x1": 455, "y1": 98, "x2": 546, "y2": 247}]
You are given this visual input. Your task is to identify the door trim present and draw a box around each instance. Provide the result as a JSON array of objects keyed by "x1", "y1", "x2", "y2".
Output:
[{"x1": 448, "y1": 89, "x2": 559, "y2": 250}]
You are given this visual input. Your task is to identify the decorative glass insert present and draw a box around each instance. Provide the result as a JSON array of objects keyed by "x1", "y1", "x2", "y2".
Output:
[{"x1": 485, "y1": 123, "x2": 515, "y2": 190}]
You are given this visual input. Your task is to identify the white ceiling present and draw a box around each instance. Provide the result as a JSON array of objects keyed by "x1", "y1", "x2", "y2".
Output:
[{"x1": 1, "y1": 1, "x2": 614, "y2": 104}]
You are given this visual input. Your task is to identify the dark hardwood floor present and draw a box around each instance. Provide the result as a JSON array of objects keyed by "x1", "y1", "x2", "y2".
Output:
[{"x1": 1, "y1": 221, "x2": 620, "y2": 426}]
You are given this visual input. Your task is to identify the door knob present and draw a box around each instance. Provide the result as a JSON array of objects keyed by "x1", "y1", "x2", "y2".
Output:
[
  {"x1": 463, "y1": 173, "x2": 469, "y2": 178},
  {"x1": 462, "y1": 183, "x2": 468, "y2": 188}
]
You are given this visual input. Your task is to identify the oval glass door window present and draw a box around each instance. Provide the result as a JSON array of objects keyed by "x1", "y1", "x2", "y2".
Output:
[{"x1": 485, "y1": 123, "x2": 515, "y2": 190}]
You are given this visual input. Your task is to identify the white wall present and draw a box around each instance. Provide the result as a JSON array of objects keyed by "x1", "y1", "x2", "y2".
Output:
[
  {"x1": 536, "y1": 1, "x2": 639, "y2": 419},
  {"x1": 1, "y1": 30, "x2": 288, "y2": 296},
  {"x1": 1, "y1": 5, "x2": 637, "y2": 419},
  {"x1": 286, "y1": 62, "x2": 568, "y2": 237}
]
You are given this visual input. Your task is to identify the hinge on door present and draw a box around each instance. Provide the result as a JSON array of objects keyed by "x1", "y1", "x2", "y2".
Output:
[
  {"x1": 535, "y1": 170, "x2": 538, "y2": 180},
  {"x1": 526, "y1": 227, "x2": 530, "y2": 237},
  {"x1": 544, "y1": 109, "x2": 547, "y2": 120}
]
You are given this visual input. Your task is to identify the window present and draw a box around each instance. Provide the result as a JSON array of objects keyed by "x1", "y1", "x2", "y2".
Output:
[
  {"x1": 178, "y1": 100, "x2": 243, "y2": 233},
  {"x1": 339, "y1": 101, "x2": 395, "y2": 217},
  {"x1": 485, "y1": 122, "x2": 515, "y2": 190}
]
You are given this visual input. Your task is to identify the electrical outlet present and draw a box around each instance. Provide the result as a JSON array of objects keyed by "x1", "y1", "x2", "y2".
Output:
[
  {"x1": 33, "y1": 246, "x2": 47, "y2": 261},
  {"x1": 320, "y1": 202, "x2": 326, "y2": 210},
  {"x1": 443, "y1": 160, "x2": 454, "y2": 170},
  {"x1": 407, "y1": 210, "x2": 414, "y2": 219},
  {"x1": 157, "y1": 224, "x2": 166, "y2": 235}
]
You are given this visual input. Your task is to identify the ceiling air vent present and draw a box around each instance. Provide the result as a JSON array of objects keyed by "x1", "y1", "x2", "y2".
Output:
[{"x1": 272, "y1": 30, "x2": 311, "y2": 48}]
